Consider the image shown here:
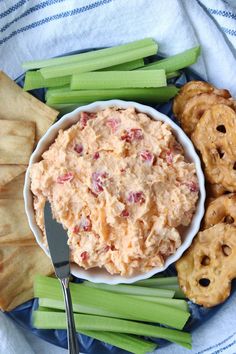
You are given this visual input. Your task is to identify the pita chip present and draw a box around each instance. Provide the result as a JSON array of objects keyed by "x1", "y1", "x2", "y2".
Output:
[
  {"x1": 0, "y1": 199, "x2": 35, "y2": 245},
  {"x1": 0, "y1": 244, "x2": 53, "y2": 311},
  {"x1": 0, "y1": 165, "x2": 27, "y2": 188},
  {"x1": 0, "y1": 71, "x2": 59, "y2": 141},
  {"x1": 0, "y1": 120, "x2": 36, "y2": 164},
  {"x1": 0, "y1": 173, "x2": 25, "y2": 199}
]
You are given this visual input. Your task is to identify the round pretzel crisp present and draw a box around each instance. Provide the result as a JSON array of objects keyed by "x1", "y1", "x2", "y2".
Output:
[
  {"x1": 176, "y1": 223, "x2": 236, "y2": 307},
  {"x1": 203, "y1": 193, "x2": 236, "y2": 229},
  {"x1": 180, "y1": 93, "x2": 234, "y2": 136},
  {"x1": 206, "y1": 182, "x2": 228, "y2": 198},
  {"x1": 173, "y1": 81, "x2": 231, "y2": 120},
  {"x1": 191, "y1": 104, "x2": 236, "y2": 191}
]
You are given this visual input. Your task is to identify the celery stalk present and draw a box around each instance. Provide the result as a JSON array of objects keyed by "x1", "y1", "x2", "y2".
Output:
[
  {"x1": 166, "y1": 70, "x2": 181, "y2": 79},
  {"x1": 47, "y1": 103, "x2": 89, "y2": 115},
  {"x1": 34, "y1": 276, "x2": 190, "y2": 329},
  {"x1": 134, "y1": 276, "x2": 178, "y2": 287},
  {"x1": 141, "y1": 46, "x2": 200, "y2": 73},
  {"x1": 23, "y1": 71, "x2": 70, "y2": 91},
  {"x1": 22, "y1": 38, "x2": 156, "y2": 70},
  {"x1": 82, "y1": 281, "x2": 174, "y2": 298},
  {"x1": 81, "y1": 330, "x2": 157, "y2": 354},
  {"x1": 40, "y1": 42, "x2": 158, "y2": 79},
  {"x1": 126, "y1": 295, "x2": 188, "y2": 312},
  {"x1": 23, "y1": 59, "x2": 145, "y2": 91},
  {"x1": 33, "y1": 311, "x2": 191, "y2": 347},
  {"x1": 46, "y1": 86, "x2": 179, "y2": 105},
  {"x1": 71, "y1": 70, "x2": 166, "y2": 90},
  {"x1": 98, "y1": 58, "x2": 144, "y2": 71}
]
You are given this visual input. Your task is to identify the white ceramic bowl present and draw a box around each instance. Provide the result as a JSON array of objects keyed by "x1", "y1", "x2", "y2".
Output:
[{"x1": 24, "y1": 100, "x2": 205, "y2": 284}]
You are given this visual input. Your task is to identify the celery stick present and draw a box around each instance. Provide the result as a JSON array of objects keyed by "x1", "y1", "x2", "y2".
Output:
[
  {"x1": 174, "y1": 288, "x2": 186, "y2": 299},
  {"x1": 40, "y1": 43, "x2": 158, "y2": 79},
  {"x1": 71, "y1": 70, "x2": 166, "y2": 90},
  {"x1": 47, "y1": 103, "x2": 89, "y2": 115},
  {"x1": 134, "y1": 276, "x2": 178, "y2": 287},
  {"x1": 166, "y1": 70, "x2": 181, "y2": 79},
  {"x1": 81, "y1": 331, "x2": 157, "y2": 354},
  {"x1": 141, "y1": 46, "x2": 200, "y2": 73},
  {"x1": 34, "y1": 276, "x2": 190, "y2": 329},
  {"x1": 45, "y1": 86, "x2": 70, "y2": 101},
  {"x1": 23, "y1": 71, "x2": 71, "y2": 91},
  {"x1": 33, "y1": 311, "x2": 191, "y2": 347},
  {"x1": 83, "y1": 281, "x2": 174, "y2": 298},
  {"x1": 39, "y1": 298, "x2": 122, "y2": 319},
  {"x1": 46, "y1": 86, "x2": 179, "y2": 105},
  {"x1": 126, "y1": 295, "x2": 188, "y2": 312},
  {"x1": 22, "y1": 38, "x2": 156, "y2": 70},
  {"x1": 98, "y1": 58, "x2": 144, "y2": 71}
]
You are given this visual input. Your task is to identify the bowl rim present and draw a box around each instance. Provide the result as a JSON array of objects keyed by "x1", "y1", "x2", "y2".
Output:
[{"x1": 24, "y1": 99, "x2": 206, "y2": 284}]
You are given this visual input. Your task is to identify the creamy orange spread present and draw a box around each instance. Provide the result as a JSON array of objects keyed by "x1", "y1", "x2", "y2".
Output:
[{"x1": 30, "y1": 107, "x2": 199, "y2": 276}]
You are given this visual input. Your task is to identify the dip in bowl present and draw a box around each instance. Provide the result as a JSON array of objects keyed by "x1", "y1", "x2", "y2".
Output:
[{"x1": 24, "y1": 100, "x2": 205, "y2": 284}]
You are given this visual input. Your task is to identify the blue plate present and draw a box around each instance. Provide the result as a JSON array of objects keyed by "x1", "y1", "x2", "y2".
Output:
[{"x1": 5, "y1": 49, "x2": 234, "y2": 353}]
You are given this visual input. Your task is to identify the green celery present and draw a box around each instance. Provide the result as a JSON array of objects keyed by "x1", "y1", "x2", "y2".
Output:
[
  {"x1": 140, "y1": 46, "x2": 200, "y2": 73},
  {"x1": 97, "y1": 58, "x2": 144, "y2": 71},
  {"x1": 46, "y1": 86, "x2": 179, "y2": 105},
  {"x1": 81, "y1": 331, "x2": 157, "y2": 354},
  {"x1": 71, "y1": 70, "x2": 166, "y2": 90},
  {"x1": 23, "y1": 59, "x2": 145, "y2": 91},
  {"x1": 40, "y1": 42, "x2": 158, "y2": 79},
  {"x1": 22, "y1": 38, "x2": 156, "y2": 70},
  {"x1": 33, "y1": 311, "x2": 191, "y2": 347},
  {"x1": 23, "y1": 71, "x2": 70, "y2": 91},
  {"x1": 45, "y1": 86, "x2": 70, "y2": 101},
  {"x1": 166, "y1": 70, "x2": 181, "y2": 79},
  {"x1": 126, "y1": 295, "x2": 188, "y2": 312},
  {"x1": 47, "y1": 103, "x2": 89, "y2": 115},
  {"x1": 134, "y1": 276, "x2": 178, "y2": 287},
  {"x1": 83, "y1": 281, "x2": 174, "y2": 298},
  {"x1": 34, "y1": 276, "x2": 190, "y2": 329}
]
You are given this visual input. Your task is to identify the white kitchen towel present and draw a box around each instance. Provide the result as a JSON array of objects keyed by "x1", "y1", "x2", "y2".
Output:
[{"x1": 0, "y1": 0, "x2": 236, "y2": 354}]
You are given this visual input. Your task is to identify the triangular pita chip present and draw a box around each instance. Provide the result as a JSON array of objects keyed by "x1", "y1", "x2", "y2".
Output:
[
  {"x1": 0, "y1": 244, "x2": 53, "y2": 311},
  {"x1": 0, "y1": 173, "x2": 25, "y2": 199},
  {"x1": 0, "y1": 119, "x2": 36, "y2": 165},
  {"x1": 0, "y1": 71, "x2": 59, "y2": 141},
  {"x1": 0, "y1": 199, "x2": 35, "y2": 245},
  {"x1": 0, "y1": 165, "x2": 27, "y2": 188}
]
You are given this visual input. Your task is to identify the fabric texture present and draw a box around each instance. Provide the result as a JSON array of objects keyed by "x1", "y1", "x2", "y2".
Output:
[{"x1": 0, "y1": 0, "x2": 236, "y2": 353}]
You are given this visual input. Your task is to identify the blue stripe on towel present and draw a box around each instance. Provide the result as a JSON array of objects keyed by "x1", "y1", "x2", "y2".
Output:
[
  {"x1": 212, "y1": 338, "x2": 236, "y2": 354},
  {"x1": 207, "y1": 8, "x2": 236, "y2": 20},
  {"x1": 196, "y1": 332, "x2": 236, "y2": 354},
  {"x1": 221, "y1": 26, "x2": 236, "y2": 36},
  {"x1": 1, "y1": 0, "x2": 66, "y2": 33},
  {"x1": 0, "y1": 0, "x2": 113, "y2": 46},
  {"x1": 0, "y1": 0, "x2": 28, "y2": 19}
]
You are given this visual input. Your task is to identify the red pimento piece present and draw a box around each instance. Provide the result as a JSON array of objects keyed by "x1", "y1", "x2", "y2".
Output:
[
  {"x1": 57, "y1": 172, "x2": 74, "y2": 184},
  {"x1": 80, "y1": 112, "x2": 96, "y2": 129},
  {"x1": 106, "y1": 118, "x2": 121, "y2": 133},
  {"x1": 74, "y1": 143, "x2": 83, "y2": 155},
  {"x1": 93, "y1": 151, "x2": 100, "y2": 160},
  {"x1": 127, "y1": 191, "x2": 145, "y2": 204},
  {"x1": 80, "y1": 215, "x2": 92, "y2": 231},
  {"x1": 140, "y1": 150, "x2": 154, "y2": 165},
  {"x1": 185, "y1": 181, "x2": 199, "y2": 193},
  {"x1": 166, "y1": 149, "x2": 173, "y2": 165},
  {"x1": 92, "y1": 172, "x2": 108, "y2": 194},
  {"x1": 81, "y1": 251, "x2": 89, "y2": 261},
  {"x1": 73, "y1": 225, "x2": 80, "y2": 234},
  {"x1": 121, "y1": 209, "x2": 129, "y2": 217},
  {"x1": 121, "y1": 128, "x2": 143, "y2": 143}
]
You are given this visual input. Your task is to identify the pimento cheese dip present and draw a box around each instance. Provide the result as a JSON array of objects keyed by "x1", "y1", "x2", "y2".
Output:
[{"x1": 30, "y1": 107, "x2": 199, "y2": 276}]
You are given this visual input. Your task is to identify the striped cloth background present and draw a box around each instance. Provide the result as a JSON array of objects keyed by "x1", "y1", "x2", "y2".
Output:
[{"x1": 0, "y1": 1, "x2": 236, "y2": 354}]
